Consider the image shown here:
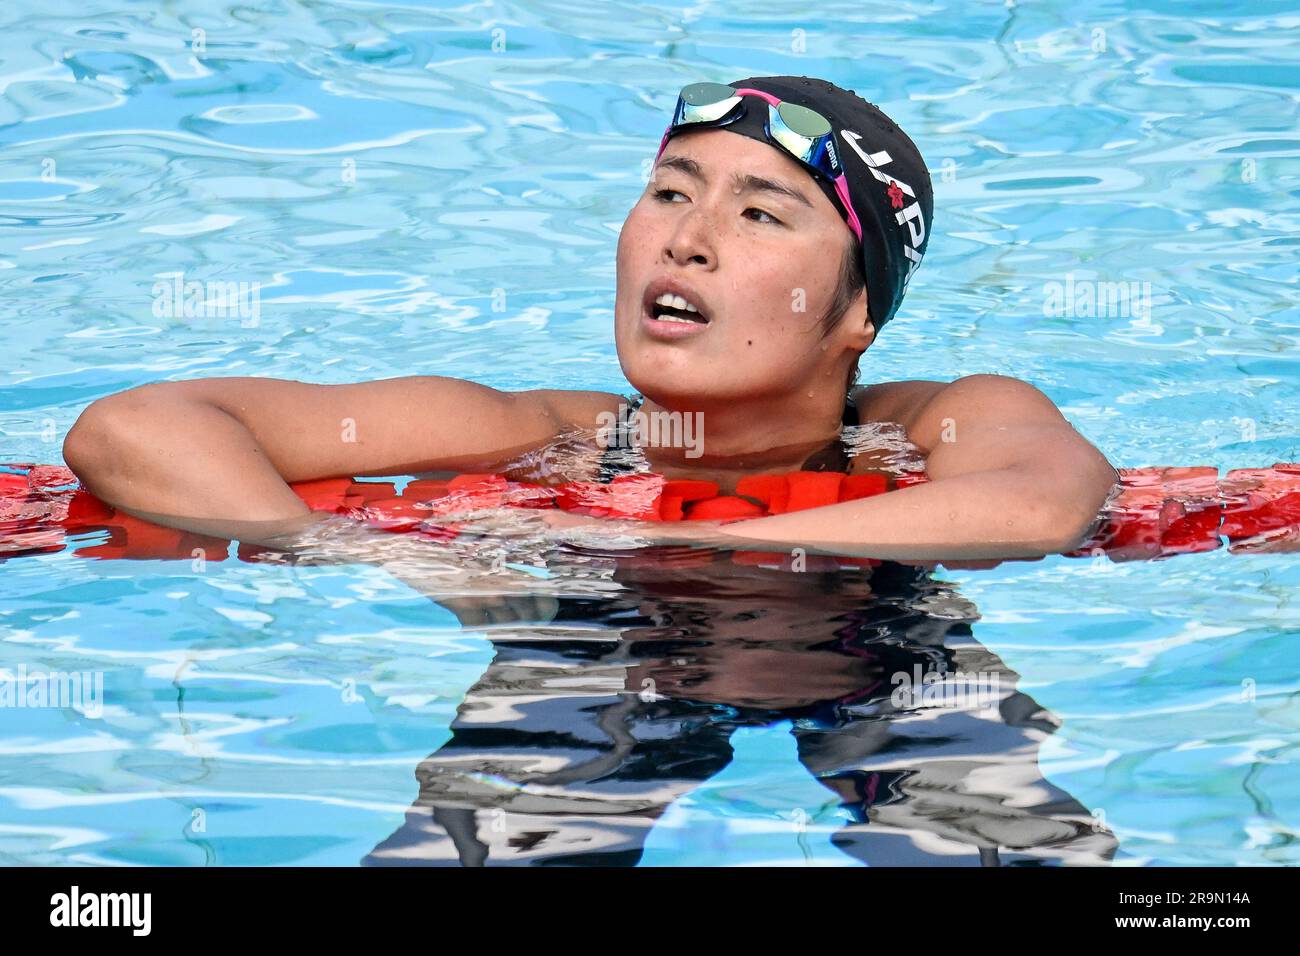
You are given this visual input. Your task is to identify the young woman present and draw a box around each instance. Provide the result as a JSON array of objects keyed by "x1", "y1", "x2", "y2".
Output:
[
  {"x1": 62, "y1": 76, "x2": 1119, "y2": 563},
  {"x1": 56, "y1": 76, "x2": 1124, "y2": 866}
]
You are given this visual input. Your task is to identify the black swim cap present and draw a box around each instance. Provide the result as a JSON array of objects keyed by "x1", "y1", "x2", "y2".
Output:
[{"x1": 661, "y1": 76, "x2": 933, "y2": 333}]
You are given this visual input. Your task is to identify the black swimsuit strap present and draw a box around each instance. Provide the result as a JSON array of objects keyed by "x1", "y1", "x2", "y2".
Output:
[
  {"x1": 799, "y1": 392, "x2": 859, "y2": 473},
  {"x1": 594, "y1": 393, "x2": 647, "y2": 482}
]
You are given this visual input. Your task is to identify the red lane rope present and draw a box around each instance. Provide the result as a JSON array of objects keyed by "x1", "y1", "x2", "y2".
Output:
[{"x1": 3, "y1": 462, "x2": 1299, "y2": 565}]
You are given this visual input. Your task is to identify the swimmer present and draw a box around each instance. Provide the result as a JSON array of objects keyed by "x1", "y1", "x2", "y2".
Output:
[{"x1": 62, "y1": 75, "x2": 1120, "y2": 563}]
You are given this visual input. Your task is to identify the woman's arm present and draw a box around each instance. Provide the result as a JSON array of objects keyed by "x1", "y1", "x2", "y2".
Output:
[
  {"x1": 720, "y1": 374, "x2": 1119, "y2": 560},
  {"x1": 63, "y1": 375, "x2": 613, "y2": 547}
]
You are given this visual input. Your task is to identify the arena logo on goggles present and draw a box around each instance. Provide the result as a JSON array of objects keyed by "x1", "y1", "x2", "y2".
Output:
[{"x1": 839, "y1": 130, "x2": 926, "y2": 286}]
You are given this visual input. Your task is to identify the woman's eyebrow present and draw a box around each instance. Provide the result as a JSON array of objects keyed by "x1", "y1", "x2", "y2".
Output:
[
  {"x1": 733, "y1": 172, "x2": 813, "y2": 208},
  {"x1": 656, "y1": 154, "x2": 706, "y2": 180},
  {"x1": 656, "y1": 154, "x2": 812, "y2": 208}
]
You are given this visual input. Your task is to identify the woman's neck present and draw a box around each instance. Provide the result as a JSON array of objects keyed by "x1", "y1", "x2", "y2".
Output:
[{"x1": 633, "y1": 388, "x2": 850, "y2": 478}]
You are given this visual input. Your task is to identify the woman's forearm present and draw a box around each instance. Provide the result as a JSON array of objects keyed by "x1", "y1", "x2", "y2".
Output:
[
  {"x1": 719, "y1": 466, "x2": 1109, "y2": 561},
  {"x1": 64, "y1": 388, "x2": 319, "y2": 547}
]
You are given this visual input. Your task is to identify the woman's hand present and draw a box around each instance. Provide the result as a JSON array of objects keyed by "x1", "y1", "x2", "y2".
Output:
[{"x1": 1227, "y1": 525, "x2": 1300, "y2": 554}]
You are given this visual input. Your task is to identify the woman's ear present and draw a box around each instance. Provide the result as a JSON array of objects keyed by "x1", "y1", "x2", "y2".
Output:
[{"x1": 844, "y1": 291, "x2": 875, "y2": 353}]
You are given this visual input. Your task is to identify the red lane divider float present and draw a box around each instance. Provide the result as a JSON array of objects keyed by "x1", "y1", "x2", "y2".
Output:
[{"x1": 3, "y1": 462, "x2": 1299, "y2": 567}]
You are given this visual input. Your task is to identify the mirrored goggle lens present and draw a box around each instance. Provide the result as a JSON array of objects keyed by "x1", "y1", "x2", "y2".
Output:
[
  {"x1": 768, "y1": 103, "x2": 837, "y2": 174},
  {"x1": 776, "y1": 100, "x2": 831, "y2": 138},
  {"x1": 675, "y1": 82, "x2": 742, "y2": 125}
]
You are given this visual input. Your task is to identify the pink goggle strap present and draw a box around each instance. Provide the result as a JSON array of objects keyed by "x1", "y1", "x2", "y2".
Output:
[{"x1": 833, "y1": 174, "x2": 864, "y2": 242}]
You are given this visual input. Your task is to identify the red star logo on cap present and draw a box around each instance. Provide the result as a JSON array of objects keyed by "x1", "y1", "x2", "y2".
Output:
[{"x1": 886, "y1": 182, "x2": 905, "y2": 210}]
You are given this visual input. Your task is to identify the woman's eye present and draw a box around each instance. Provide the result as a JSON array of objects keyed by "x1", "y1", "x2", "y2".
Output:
[
  {"x1": 744, "y1": 207, "x2": 781, "y2": 225},
  {"x1": 653, "y1": 188, "x2": 686, "y2": 202}
]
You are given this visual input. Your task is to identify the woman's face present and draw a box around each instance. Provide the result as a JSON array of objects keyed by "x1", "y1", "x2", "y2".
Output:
[{"x1": 615, "y1": 127, "x2": 871, "y2": 407}]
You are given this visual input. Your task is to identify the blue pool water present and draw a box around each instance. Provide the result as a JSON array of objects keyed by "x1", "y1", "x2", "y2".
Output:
[{"x1": 1, "y1": 0, "x2": 1299, "y2": 866}]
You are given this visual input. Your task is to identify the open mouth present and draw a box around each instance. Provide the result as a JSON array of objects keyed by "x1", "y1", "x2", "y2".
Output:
[{"x1": 648, "y1": 292, "x2": 709, "y2": 325}]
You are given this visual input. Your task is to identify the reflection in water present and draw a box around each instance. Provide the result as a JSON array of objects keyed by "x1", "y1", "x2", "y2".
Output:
[{"x1": 365, "y1": 551, "x2": 1118, "y2": 867}]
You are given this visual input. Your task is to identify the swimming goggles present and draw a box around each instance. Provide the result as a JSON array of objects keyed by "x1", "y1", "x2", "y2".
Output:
[{"x1": 654, "y1": 82, "x2": 864, "y2": 242}]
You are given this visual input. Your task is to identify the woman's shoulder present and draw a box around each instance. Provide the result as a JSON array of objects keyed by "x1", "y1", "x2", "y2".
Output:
[{"x1": 852, "y1": 379, "x2": 949, "y2": 429}]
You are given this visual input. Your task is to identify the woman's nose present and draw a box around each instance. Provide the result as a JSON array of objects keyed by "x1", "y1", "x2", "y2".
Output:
[{"x1": 663, "y1": 207, "x2": 717, "y2": 267}]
